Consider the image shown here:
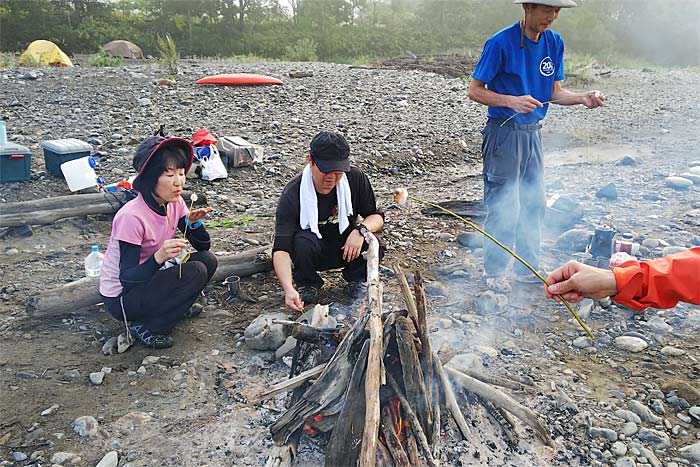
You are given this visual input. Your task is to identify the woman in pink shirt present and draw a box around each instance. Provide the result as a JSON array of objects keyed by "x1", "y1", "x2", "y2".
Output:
[{"x1": 100, "y1": 136, "x2": 217, "y2": 348}]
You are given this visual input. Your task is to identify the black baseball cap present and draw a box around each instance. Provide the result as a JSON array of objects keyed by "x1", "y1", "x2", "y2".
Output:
[
  {"x1": 133, "y1": 136, "x2": 194, "y2": 175},
  {"x1": 309, "y1": 131, "x2": 350, "y2": 173}
]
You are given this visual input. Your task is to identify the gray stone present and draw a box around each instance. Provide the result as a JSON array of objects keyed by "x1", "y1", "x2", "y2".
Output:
[
  {"x1": 650, "y1": 399, "x2": 665, "y2": 415},
  {"x1": 589, "y1": 426, "x2": 618, "y2": 441},
  {"x1": 621, "y1": 422, "x2": 639, "y2": 436},
  {"x1": 101, "y1": 336, "x2": 118, "y2": 355},
  {"x1": 138, "y1": 97, "x2": 152, "y2": 106},
  {"x1": 615, "y1": 457, "x2": 636, "y2": 467},
  {"x1": 424, "y1": 281, "x2": 449, "y2": 297},
  {"x1": 573, "y1": 336, "x2": 593, "y2": 349},
  {"x1": 244, "y1": 313, "x2": 289, "y2": 351},
  {"x1": 96, "y1": 451, "x2": 119, "y2": 467},
  {"x1": 556, "y1": 229, "x2": 592, "y2": 253},
  {"x1": 72, "y1": 416, "x2": 98, "y2": 437},
  {"x1": 611, "y1": 441, "x2": 628, "y2": 456},
  {"x1": 662, "y1": 246, "x2": 687, "y2": 256},
  {"x1": 449, "y1": 353, "x2": 484, "y2": 373},
  {"x1": 63, "y1": 369, "x2": 81, "y2": 381},
  {"x1": 641, "y1": 238, "x2": 660, "y2": 249},
  {"x1": 142, "y1": 356, "x2": 160, "y2": 365},
  {"x1": 456, "y1": 232, "x2": 482, "y2": 249},
  {"x1": 615, "y1": 409, "x2": 642, "y2": 424},
  {"x1": 476, "y1": 290, "x2": 508, "y2": 314},
  {"x1": 620, "y1": 156, "x2": 637, "y2": 166},
  {"x1": 89, "y1": 371, "x2": 105, "y2": 385},
  {"x1": 679, "y1": 172, "x2": 700, "y2": 184},
  {"x1": 628, "y1": 400, "x2": 661, "y2": 424},
  {"x1": 645, "y1": 316, "x2": 672, "y2": 335},
  {"x1": 689, "y1": 406, "x2": 700, "y2": 422},
  {"x1": 661, "y1": 346, "x2": 686, "y2": 356},
  {"x1": 12, "y1": 452, "x2": 28, "y2": 462},
  {"x1": 679, "y1": 442, "x2": 700, "y2": 462},
  {"x1": 51, "y1": 452, "x2": 74, "y2": 463},
  {"x1": 596, "y1": 182, "x2": 619, "y2": 200},
  {"x1": 614, "y1": 336, "x2": 648, "y2": 353},
  {"x1": 637, "y1": 427, "x2": 670, "y2": 449},
  {"x1": 117, "y1": 333, "x2": 132, "y2": 353},
  {"x1": 665, "y1": 176, "x2": 693, "y2": 189}
]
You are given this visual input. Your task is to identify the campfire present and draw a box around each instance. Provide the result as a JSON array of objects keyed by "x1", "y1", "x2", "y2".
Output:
[{"x1": 253, "y1": 234, "x2": 553, "y2": 467}]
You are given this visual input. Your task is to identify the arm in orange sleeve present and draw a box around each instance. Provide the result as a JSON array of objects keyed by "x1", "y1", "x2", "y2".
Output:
[{"x1": 612, "y1": 247, "x2": 700, "y2": 311}]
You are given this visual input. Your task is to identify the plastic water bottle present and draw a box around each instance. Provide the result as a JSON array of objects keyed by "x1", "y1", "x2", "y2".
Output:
[
  {"x1": 85, "y1": 245, "x2": 104, "y2": 278},
  {"x1": 0, "y1": 121, "x2": 7, "y2": 145}
]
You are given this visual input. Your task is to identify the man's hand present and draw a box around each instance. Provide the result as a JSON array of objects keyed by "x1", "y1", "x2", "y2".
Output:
[
  {"x1": 155, "y1": 238, "x2": 187, "y2": 264},
  {"x1": 510, "y1": 95, "x2": 543, "y2": 114},
  {"x1": 284, "y1": 288, "x2": 304, "y2": 312},
  {"x1": 544, "y1": 261, "x2": 618, "y2": 303},
  {"x1": 581, "y1": 90, "x2": 605, "y2": 109},
  {"x1": 342, "y1": 230, "x2": 365, "y2": 262},
  {"x1": 187, "y1": 207, "x2": 213, "y2": 224}
]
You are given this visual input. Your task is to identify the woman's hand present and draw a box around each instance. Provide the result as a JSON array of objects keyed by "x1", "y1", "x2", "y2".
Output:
[
  {"x1": 154, "y1": 238, "x2": 187, "y2": 264},
  {"x1": 187, "y1": 207, "x2": 213, "y2": 224}
]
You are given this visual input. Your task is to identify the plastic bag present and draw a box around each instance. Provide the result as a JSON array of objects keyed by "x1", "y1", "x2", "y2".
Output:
[{"x1": 199, "y1": 144, "x2": 228, "y2": 181}]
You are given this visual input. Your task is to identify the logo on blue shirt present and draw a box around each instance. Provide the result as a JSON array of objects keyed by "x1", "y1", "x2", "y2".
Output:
[{"x1": 539, "y1": 56, "x2": 555, "y2": 77}]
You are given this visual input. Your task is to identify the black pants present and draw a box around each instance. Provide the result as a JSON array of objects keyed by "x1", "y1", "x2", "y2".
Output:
[
  {"x1": 104, "y1": 251, "x2": 217, "y2": 334},
  {"x1": 292, "y1": 224, "x2": 385, "y2": 288}
]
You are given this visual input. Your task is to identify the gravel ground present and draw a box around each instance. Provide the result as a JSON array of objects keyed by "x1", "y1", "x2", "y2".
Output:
[{"x1": 1, "y1": 59, "x2": 699, "y2": 467}]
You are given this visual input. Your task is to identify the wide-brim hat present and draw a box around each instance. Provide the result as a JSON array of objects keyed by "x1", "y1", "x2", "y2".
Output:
[
  {"x1": 133, "y1": 136, "x2": 194, "y2": 176},
  {"x1": 514, "y1": 0, "x2": 577, "y2": 7},
  {"x1": 309, "y1": 131, "x2": 351, "y2": 173}
]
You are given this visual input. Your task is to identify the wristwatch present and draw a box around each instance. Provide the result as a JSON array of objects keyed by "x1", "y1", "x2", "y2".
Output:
[{"x1": 355, "y1": 224, "x2": 369, "y2": 238}]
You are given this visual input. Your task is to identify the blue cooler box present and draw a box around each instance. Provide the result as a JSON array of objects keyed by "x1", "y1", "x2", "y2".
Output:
[
  {"x1": 0, "y1": 142, "x2": 32, "y2": 183},
  {"x1": 41, "y1": 139, "x2": 92, "y2": 177}
]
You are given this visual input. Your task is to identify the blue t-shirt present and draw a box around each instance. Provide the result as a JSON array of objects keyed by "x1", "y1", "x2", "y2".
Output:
[{"x1": 472, "y1": 21, "x2": 565, "y2": 124}]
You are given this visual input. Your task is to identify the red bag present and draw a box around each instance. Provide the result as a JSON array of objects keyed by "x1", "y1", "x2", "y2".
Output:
[{"x1": 192, "y1": 128, "x2": 218, "y2": 147}]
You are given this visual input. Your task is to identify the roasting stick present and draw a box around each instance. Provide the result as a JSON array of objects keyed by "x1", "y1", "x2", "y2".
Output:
[
  {"x1": 394, "y1": 189, "x2": 593, "y2": 339},
  {"x1": 499, "y1": 91, "x2": 606, "y2": 127}
]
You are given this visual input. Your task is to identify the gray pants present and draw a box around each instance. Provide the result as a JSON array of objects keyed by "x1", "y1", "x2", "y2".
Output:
[{"x1": 481, "y1": 118, "x2": 545, "y2": 276}]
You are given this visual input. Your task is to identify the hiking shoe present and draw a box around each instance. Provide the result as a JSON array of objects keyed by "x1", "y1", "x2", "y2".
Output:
[
  {"x1": 484, "y1": 275, "x2": 512, "y2": 293},
  {"x1": 513, "y1": 272, "x2": 545, "y2": 285},
  {"x1": 347, "y1": 281, "x2": 368, "y2": 300},
  {"x1": 298, "y1": 286, "x2": 319, "y2": 305},
  {"x1": 129, "y1": 322, "x2": 174, "y2": 349},
  {"x1": 184, "y1": 303, "x2": 203, "y2": 319}
]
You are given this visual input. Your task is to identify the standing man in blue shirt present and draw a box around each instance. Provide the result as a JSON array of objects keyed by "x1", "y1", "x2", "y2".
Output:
[{"x1": 468, "y1": 0, "x2": 605, "y2": 292}]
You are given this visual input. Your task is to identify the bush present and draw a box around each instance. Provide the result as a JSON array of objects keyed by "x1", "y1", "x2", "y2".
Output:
[
  {"x1": 284, "y1": 38, "x2": 318, "y2": 62},
  {"x1": 156, "y1": 33, "x2": 179, "y2": 77},
  {"x1": 0, "y1": 52, "x2": 17, "y2": 68},
  {"x1": 88, "y1": 50, "x2": 123, "y2": 67}
]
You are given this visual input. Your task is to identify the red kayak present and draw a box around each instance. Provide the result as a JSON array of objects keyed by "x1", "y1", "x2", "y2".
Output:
[{"x1": 195, "y1": 73, "x2": 283, "y2": 86}]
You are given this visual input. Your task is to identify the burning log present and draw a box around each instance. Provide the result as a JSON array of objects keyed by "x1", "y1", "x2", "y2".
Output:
[
  {"x1": 26, "y1": 245, "x2": 272, "y2": 317},
  {"x1": 0, "y1": 190, "x2": 205, "y2": 228},
  {"x1": 325, "y1": 340, "x2": 369, "y2": 467},
  {"x1": 395, "y1": 316, "x2": 432, "y2": 437},
  {"x1": 380, "y1": 404, "x2": 410, "y2": 467}
]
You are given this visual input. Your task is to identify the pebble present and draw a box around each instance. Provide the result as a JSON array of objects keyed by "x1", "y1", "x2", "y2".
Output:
[
  {"x1": 596, "y1": 182, "x2": 619, "y2": 200},
  {"x1": 589, "y1": 426, "x2": 618, "y2": 441},
  {"x1": 689, "y1": 406, "x2": 700, "y2": 422},
  {"x1": 614, "y1": 336, "x2": 648, "y2": 353},
  {"x1": 641, "y1": 238, "x2": 660, "y2": 249},
  {"x1": 679, "y1": 442, "x2": 700, "y2": 462},
  {"x1": 628, "y1": 400, "x2": 661, "y2": 423},
  {"x1": 621, "y1": 422, "x2": 639, "y2": 436},
  {"x1": 611, "y1": 441, "x2": 628, "y2": 456},
  {"x1": 51, "y1": 452, "x2": 74, "y2": 463},
  {"x1": 573, "y1": 336, "x2": 593, "y2": 349},
  {"x1": 142, "y1": 356, "x2": 160, "y2": 365},
  {"x1": 662, "y1": 246, "x2": 687, "y2": 256},
  {"x1": 41, "y1": 404, "x2": 60, "y2": 416},
  {"x1": 665, "y1": 176, "x2": 693, "y2": 189},
  {"x1": 650, "y1": 399, "x2": 666, "y2": 415},
  {"x1": 102, "y1": 336, "x2": 118, "y2": 355},
  {"x1": 12, "y1": 452, "x2": 28, "y2": 462},
  {"x1": 63, "y1": 369, "x2": 81, "y2": 381},
  {"x1": 96, "y1": 451, "x2": 119, "y2": 467},
  {"x1": 89, "y1": 371, "x2": 105, "y2": 385},
  {"x1": 615, "y1": 409, "x2": 642, "y2": 424},
  {"x1": 661, "y1": 346, "x2": 686, "y2": 356},
  {"x1": 117, "y1": 333, "x2": 132, "y2": 353},
  {"x1": 615, "y1": 457, "x2": 636, "y2": 467},
  {"x1": 679, "y1": 172, "x2": 700, "y2": 184},
  {"x1": 72, "y1": 416, "x2": 98, "y2": 437},
  {"x1": 244, "y1": 312, "x2": 289, "y2": 351},
  {"x1": 637, "y1": 427, "x2": 670, "y2": 449}
]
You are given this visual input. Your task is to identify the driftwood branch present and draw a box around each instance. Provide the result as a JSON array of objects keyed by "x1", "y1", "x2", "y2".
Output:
[
  {"x1": 26, "y1": 245, "x2": 272, "y2": 317},
  {"x1": 445, "y1": 367, "x2": 553, "y2": 447},
  {"x1": 360, "y1": 232, "x2": 383, "y2": 467},
  {"x1": 249, "y1": 363, "x2": 325, "y2": 404},
  {"x1": 433, "y1": 354, "x2": 471, "y2": 440},
  {"x1": 1, "y1": 190, "x2": 205, "y2": 228},
  {"x1": 393, "y1": 263, "x2": 419, "y2": 324},
  {"x1": 380, "y1": 405, "x2": 410, "y2": 467}
]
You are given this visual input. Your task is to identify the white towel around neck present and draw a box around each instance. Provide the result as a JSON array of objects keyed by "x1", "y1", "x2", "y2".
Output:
[{"x1": 299, "y1": 164, "x2": 353, "y2": 239}]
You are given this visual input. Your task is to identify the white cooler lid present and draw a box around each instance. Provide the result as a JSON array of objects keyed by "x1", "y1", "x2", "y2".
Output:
[{"x1": 40, "y1": 138, "x2": 92, "y2": 154}]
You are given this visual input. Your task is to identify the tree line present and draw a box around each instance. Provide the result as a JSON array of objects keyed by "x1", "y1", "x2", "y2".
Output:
[{"x1": 1, "y1": 0, "x2": 698, "y2": 67}]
